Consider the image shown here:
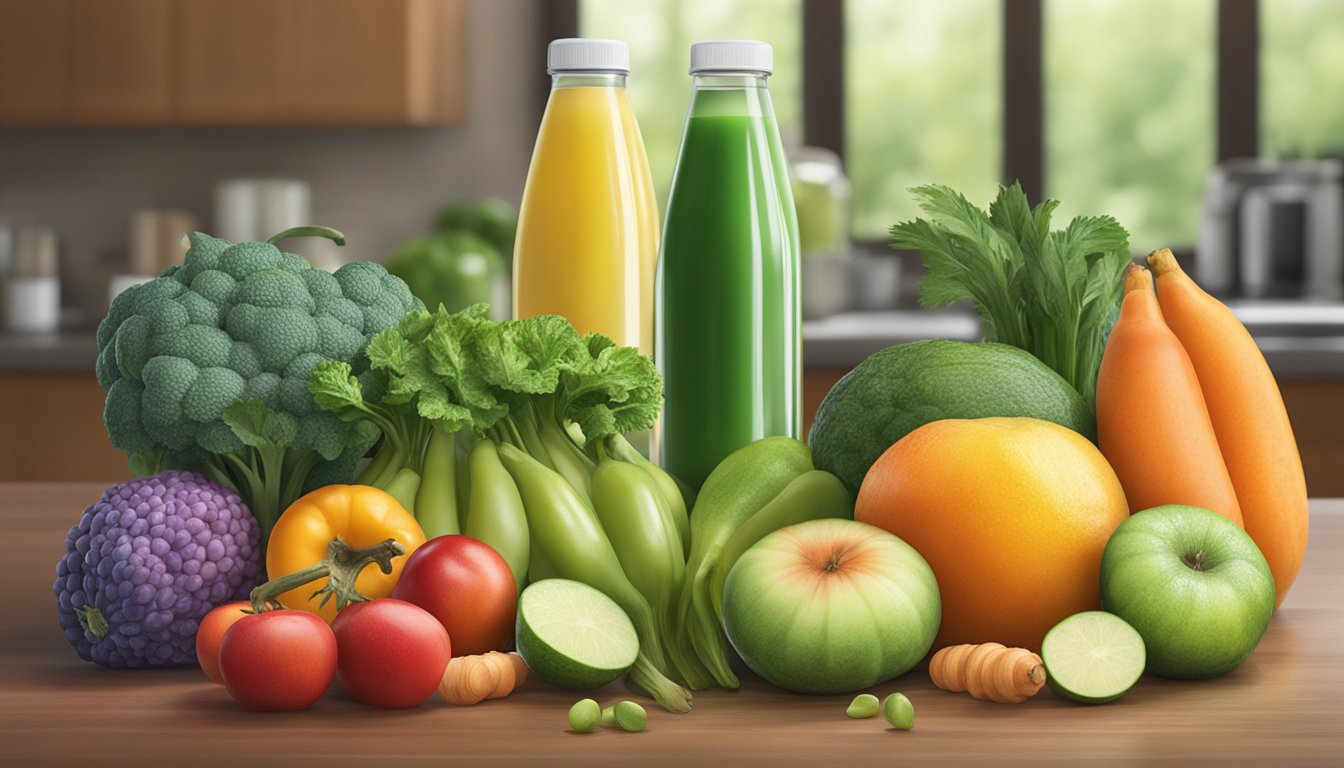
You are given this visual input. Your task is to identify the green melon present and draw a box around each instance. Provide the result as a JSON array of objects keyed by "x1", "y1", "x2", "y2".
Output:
[{"x1": 809, "y1": 340, "x2": 1095, "y2": 496}]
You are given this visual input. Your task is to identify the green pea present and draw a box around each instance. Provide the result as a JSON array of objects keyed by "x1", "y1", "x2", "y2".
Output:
[
  {"x1": 601, "y1": 705, "x2": 617, "y2": 727},
  {"x1": 846, "y1": 693, "x2": 880, "y2": 718},
  {"x1": 568, "y1": 698, "x2": 601, "y2": 733},
  {"x1": 615, "y1": 700, "x2": 648, "y2": 732},
  {"x1": 882, "y1": 693, "x2": 914, "y2": 730}
]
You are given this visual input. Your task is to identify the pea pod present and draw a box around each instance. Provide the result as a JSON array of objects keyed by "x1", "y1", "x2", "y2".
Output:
[
  {"x1": 591, "y1": 454, "x2": 685, "y2": 669},
  {"x1": 454, "y1": 430, "x2": 473, "y2": 528},
  {"x1": 414, "y1": 427, "x2": 460, "y2": 537},
  {"x1": 674, "y1": 436, "x2": 812, "y2": 690},
  {"x1": 540, "y1": 421, "x2": 596, "y2": 503},
  {"x1": 607, "y1": 433, "x2": 691, "y2": 557},
  {"x1": 381, "y1": 467, "x2": 422, "y2": 516},
  {"x1": 464, "y1": 439, "x2": 529, "y2": 591},
  {"x1": 709, "y1": 470, "x2": 851, "y2": 621},
  {"x1": 498, "y1": 442, "x2": 691, "y2": 713}
]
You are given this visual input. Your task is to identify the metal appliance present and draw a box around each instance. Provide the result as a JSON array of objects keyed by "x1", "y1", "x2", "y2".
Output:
[{"x1": 1196, "y1": 158, "x2": 1343, "y2": 299}]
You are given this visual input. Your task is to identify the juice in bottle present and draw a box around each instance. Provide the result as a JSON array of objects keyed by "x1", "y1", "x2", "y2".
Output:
[
  {"x1": 657, "y1": 41, "x2": 801, "y2": 489},
  {"x1": 514, "y1": 39, "x2": 658, "y2": 355}
]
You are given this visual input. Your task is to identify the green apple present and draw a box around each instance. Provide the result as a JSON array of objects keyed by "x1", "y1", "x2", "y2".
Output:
[
  {"x1": 721, "y1": 518, "x2": 941, "y2": 694},
  {"x1": 1100, "y1": 504, "x2": 1275, "y2": 679}
]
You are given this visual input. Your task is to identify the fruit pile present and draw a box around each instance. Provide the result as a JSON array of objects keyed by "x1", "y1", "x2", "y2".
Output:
[{"x1": 52, "y1": 184, "x2": 1309, "y2": 729}]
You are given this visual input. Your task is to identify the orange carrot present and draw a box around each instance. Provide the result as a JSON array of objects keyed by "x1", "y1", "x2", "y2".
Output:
[
  {"x1": 1148, "y1": 249, "x2": 1307, "y2": 609},
  {"x1": 1096, "y1": 265, "x2": 1243, "y2": 525},
  {"x1": 929, "y1": 643, "x2": 1046, "y2": 704}
]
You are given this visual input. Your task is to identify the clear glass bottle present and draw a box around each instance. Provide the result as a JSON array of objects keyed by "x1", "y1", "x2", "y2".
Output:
[
  {"x1": 657, "y1": 40, "x2": 801, "y2": 489},
  {"x1": 514, "y1": 38, "x2": 659, "y2": 354}
]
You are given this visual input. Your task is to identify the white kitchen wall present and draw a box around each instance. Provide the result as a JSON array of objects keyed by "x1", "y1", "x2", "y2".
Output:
[{"x1": 0, "y1": 0, "x2": 545, "y2": 324}]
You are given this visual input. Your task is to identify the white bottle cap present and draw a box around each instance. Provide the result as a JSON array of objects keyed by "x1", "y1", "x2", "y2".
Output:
[
  {"x1": 547, "y1": 38, "x2": 630, "y2": 74},
  {"x1": 689, "y1": 40, "x2": 773, "y2": 74}
]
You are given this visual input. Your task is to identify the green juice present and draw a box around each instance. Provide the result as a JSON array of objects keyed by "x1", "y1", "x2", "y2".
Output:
[{"x1": 657, "y1": 84, "x2": 801, "y2": 490}]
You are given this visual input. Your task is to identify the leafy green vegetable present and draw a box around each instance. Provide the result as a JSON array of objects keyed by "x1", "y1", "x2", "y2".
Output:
[
  {"x1": 308, "y1": 303, "x2": 663, "y2": 527},
  {"x1": 889, "y1": 183, "x2": 1130, "y2": 410}
]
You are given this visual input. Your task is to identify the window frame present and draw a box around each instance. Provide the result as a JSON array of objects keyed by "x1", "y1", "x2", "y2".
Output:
[{"x1": 558, "y1": 0, "x2": 1262, "y2": 248}]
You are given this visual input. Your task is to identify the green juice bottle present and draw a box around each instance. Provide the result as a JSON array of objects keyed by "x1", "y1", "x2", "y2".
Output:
[{"x1": 657, "y1": 40, "x2": 801, "y2": 490}]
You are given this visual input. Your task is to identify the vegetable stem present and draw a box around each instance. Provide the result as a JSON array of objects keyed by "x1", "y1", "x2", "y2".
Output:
[
  {"x1": 248, "y1": 537, "x2": 407, "y2": 614},
  {"x1": 264, "y1": 225, "x2": 346, "y2": 247}
]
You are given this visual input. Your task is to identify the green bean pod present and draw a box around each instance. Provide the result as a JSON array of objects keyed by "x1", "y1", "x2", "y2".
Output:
[
  {"x1": 464, "y1": 439, "x2": 529, "y2": 591},
  {"x1": 414, "y1": 427, "x2": 460, "y2": 537},
  {"x1": 709, "y1": 470, "x2": 852, "y2": 621},
  {"x1": 454, "y1": 430, "x2": 473, "y2": 529},
  {"x1": 381, "y1": 467, "x2": 422, "y2": 516},
  {"x1": 606, "y1": 434, "x2": 691, "y2": 557},
  {"x1": 498, "y1": 442, "x2": 691, "y2": 713},
  {"x1": 676, "y1": 436, "x2": 812, "y2": 690},
  {"x1": 591, "y1": 456, "x2": 685, "y2": 663},
  {"x1": 540, "y1": 421, "x2": 596, "y2": 503}
]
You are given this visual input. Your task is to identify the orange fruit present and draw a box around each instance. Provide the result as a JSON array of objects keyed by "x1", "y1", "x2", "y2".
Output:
[{"x1": 855, "y1": 417, "x2": 1128, "y2": 651}]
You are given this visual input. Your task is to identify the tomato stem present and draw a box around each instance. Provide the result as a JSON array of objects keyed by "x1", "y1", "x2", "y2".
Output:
[{"x1": 248, "y1": 538, "x2": 407, "y2": 614}]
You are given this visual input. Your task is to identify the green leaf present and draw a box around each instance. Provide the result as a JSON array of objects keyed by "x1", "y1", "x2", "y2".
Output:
[
  {"x1": 558, "y1": 342, "x2": 662, "y2": 441},
  {"x1": 308, "y1": 360, "x2": 368, "y2": 419},
  {"x1": 475, "y1": 315, "x2": 584, "y2": 396},
  {"x1": 424, "y1": 306, "x2": 507, "y2": 430},
  {"x1": 222, "y1": 400, "x2": 297, "y2": 449},
  {"x1": 891, "y1": 183, "x2": 1130, "y2": 413}
]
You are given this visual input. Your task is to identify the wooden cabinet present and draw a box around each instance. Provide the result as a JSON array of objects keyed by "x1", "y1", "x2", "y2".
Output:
[
  {"x1": 0, "y1": 372, "x2": 131, "y2": 484},
  {"x1": 0, "y1": 0, "x2": 66, "y2": 122},
  {"x1": 66, "y1": 0, "x2": 173, "y2": 123},
  {"x1": 174, "y1": 0, "x2": 287, "y2": 123},
  {"x1": 285, "y1": 0, "x2": 464, "y2": 125},
  {"x1": 0, "y1": 0, "x2": 465, "y2": 127}
]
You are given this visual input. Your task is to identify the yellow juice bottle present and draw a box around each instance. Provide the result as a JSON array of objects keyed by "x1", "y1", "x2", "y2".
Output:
[{"x1": 514, "y1": 39, "x2": 658, "y2": 354}]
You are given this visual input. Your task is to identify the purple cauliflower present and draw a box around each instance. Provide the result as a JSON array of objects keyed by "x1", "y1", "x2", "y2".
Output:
[{"x1": 53, "y1": 471, "x2": 261, "y2": 668}]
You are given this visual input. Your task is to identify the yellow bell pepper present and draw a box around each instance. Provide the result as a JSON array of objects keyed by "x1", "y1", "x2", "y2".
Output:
[{"x1": 266, "y1": 485, "x2": 426, "y2": 622}]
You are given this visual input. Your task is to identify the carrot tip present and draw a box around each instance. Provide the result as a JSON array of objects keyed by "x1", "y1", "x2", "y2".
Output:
[
  {"x1": 1147, "y1": 248, "x2": 1182, "y2": 277},
  {"x1": 1123, "y1": 263, "x2": 1153, "y2": 295}
]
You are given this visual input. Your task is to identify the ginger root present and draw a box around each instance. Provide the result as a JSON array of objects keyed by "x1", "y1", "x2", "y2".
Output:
[
  {"x1": 437, "y1": 651, "x2": 529, "y2": 705},
  {"x1": 929, "y1": 643, "x2": 1046, "y2": 704}
]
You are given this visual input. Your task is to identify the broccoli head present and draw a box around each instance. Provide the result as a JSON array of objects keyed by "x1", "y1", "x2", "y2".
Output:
[{"x1": 96, "y1": 227, "x2": 423, "y2": 546}]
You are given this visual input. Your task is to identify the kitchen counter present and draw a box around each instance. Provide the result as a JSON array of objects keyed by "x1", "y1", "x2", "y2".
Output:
[
  {"x1": 0, "y1": 330, "x2": 98, "y2": 371},
  {"x1": 6, "y1": 300, "x2": 1344, "y2": 376},
  {"x1": 3, "y1": 483, "x2": 1341, "y2": 767},
  {"x1": 803, "y1": 300, "x2": 1344, "y2": 377}
]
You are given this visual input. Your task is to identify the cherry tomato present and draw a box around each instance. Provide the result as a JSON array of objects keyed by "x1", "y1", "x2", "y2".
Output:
[
  {"x1": 219, "y1": 610, "x2": 336, "y2": 711},
  {"x1": 391, "y1": 535, "x2": 518, "y2": 656},
  {"x1": 196, "y1": 601, "x2": 251, "y2": 685},
  {"x1": 331, "y1": 599, "x2": 450, "y2": 709}
]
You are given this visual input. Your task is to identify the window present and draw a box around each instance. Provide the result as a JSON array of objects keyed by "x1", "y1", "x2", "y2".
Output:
[
  {"x1": 579, "y1": 0, "x2": 803, "y2": 201},
  {"x1": 1262, "y1": 0, "x2": 1344, "y2": 159},
  {"x1": 572, "y1": 1, "x2": 1344, "y2": 249},
  {"x1": 1045, "y1": 0, "x2": 1215, "y2": 251},
  {"x1": 845, "y1": 0, "x2": 1001, "y2": 237}
]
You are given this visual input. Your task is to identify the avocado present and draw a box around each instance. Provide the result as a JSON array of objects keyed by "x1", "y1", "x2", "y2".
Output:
[{"x1": 809, "y1": 340, "x2": 1096, "y2": 496}]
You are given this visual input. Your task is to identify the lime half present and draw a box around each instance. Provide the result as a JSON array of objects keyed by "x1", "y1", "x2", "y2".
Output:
[
  {"x1": 1042, "y1": 611, "x2": 1146, "y2": 703},
  {"x1": 516, "y1": 579, "x2": 639, "y2": 690}
]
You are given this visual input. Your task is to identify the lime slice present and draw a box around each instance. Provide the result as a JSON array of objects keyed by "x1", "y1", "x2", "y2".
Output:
[
  {"x1": 516, "y1": 579, "x2": 639, "y2": 690},
  {"x1": 1042, "y1": 611, "x2": 1146, "y2": 703}
]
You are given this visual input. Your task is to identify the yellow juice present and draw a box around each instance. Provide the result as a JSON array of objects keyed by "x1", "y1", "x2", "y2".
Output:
[{"x1": 514, "y1": 81, "x2": 658, "y2": 354}]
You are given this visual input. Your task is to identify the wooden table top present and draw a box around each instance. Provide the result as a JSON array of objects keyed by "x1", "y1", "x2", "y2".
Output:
[{"x1": 3, "y1": 483, "x2": 1341, "y2": 767}]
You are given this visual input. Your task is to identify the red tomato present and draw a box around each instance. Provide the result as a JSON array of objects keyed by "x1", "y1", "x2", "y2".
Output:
[
  {"x1": 196, "y1": 601, "x2": 251, "y2": 685},
  {"x1": 331, "y1": 599, "x2": 450, "y2": 709},
  {"x1": 391, "y1": 535, "x2": 518, "y2": 656},
  {"x1": 219, "y1": 610, "x2": 336, "y2": 711}
]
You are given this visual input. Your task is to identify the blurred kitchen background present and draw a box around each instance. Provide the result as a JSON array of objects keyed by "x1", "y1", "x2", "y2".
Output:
[{"x1": 1, "y1": 0, "x2": 1341, "y2": 492}]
